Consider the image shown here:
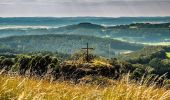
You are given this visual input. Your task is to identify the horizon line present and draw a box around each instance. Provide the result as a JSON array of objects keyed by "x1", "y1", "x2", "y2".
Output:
[{"x1": 1, "y1": 16, "x2": 170, "y2": 18}]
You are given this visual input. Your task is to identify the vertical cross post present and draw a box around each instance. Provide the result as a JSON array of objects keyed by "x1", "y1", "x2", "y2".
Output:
[{"x1": 82, "y1": 43, "x2": 94, "y2": 63}]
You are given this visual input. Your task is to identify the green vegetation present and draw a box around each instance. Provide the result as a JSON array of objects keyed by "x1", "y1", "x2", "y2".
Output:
[
  {"x1": 118, "y1": 46, "x2": 170, "y2": 78},
  {"x1": 0, "y1": 34, "x2": 143, "y2": 57},
  {"x1": 118, "y1": 46, "x2": 167, "y2": 63},
  {"x1": 166, "y1": 52, "x2": 170, "y2": 58},
  {"x1": 0, "y1": 48, "x2": 169, "y2": 85}
]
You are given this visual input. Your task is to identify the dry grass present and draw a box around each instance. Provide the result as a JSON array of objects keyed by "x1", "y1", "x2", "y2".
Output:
[
  {"x1": 92, "y1": 59, "x2": 111, "y2": 67},
  {"x1": 0, "y1": 74, "x2": 169, "y2": 100},
  {"x1": 64, "y1": 57, "x2": 111, "y2": 68}
]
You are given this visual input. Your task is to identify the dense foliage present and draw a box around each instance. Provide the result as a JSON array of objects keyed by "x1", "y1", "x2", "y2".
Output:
[
  {"x1": 0, "y1": 48, "x2": 169, "y2": 86},
  {"x1": 119, "y1": 46, "x2": 170, "y2": 78},
  {"x1": 0, "y1": 54, "x2": 128, "y2": 80}
]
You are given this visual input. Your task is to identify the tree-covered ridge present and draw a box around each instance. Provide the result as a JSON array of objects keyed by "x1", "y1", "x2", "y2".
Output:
[
  {"x1": 55, "y1": 22, "x2": 170, "y2": 43},
  {"x1": 111, "y1": 23, "x2": 170, "y2": 29},
  {"x1": 118, "y1": 46, "x2": 168, "y2": 62},
  {"x1": 0, "y1": 34, "x2": 143, "y2": 57},
  {"x1": 0, "y1": 22, "x2": 170, "y2": 43},
  {"x1": 62, "y1": 22, "x2": 170, "y2": 29},
  {"x1": 118, "y1": 46, "x2": 170, "y2": 78}
]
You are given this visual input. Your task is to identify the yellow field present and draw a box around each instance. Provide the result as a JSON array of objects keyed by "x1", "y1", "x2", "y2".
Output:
[{"x1": 0, "y1": 75, "x2": 169, "y2": 100}]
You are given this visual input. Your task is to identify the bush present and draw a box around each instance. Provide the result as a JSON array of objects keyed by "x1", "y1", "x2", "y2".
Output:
[
  {"x1": 18, "y1": 57, "x2": 31, "y2": 75},
  {"x1": 0, "y1": 58, "x2": 14, "y2": 71}
]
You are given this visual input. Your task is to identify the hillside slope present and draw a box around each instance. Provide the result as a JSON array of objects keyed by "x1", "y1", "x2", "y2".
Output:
[{"x1": 0, "y1": 34, "x2": 143, "y2": 57}]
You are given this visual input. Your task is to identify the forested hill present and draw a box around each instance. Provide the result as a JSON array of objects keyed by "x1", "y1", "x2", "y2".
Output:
[
  {"x1": 0, "y1": 34, "x2": 143, "y2": 57},
  {"x1": 58, "y1": 22, "x2": 170, "y2": 29},
  {"x1": 117, "y1": 46, "x2": 170, "y2": 78},
  {"x1": 45, "y1": 22, "x2": 170, "y2": 43},
  {"x1": 53, "y1": 22, "x2": 170, "y2": 34},
  {"x1": 111, "y1": 23, "x2": 170, "y2": 29},
  {"x1": 118, "y1": 46, "x2": 170, "y2": 65},
  {"x1": 0, "y1": 22, "x2": 170, "y2": 43}
]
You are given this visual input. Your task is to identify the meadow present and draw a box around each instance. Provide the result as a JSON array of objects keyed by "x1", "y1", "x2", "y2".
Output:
[{"x1": 0, "y1": 74, "x2": 169, "y2": 100}]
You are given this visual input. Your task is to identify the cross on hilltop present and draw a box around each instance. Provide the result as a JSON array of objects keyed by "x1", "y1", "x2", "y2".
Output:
[{"x1": 82, "y1": 43, "x2": 94, "y2": 63}]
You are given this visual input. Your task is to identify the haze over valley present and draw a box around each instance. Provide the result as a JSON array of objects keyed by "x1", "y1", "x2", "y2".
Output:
[{"x1": 0, "y1": 17, "x2": 170, "y2": 57}]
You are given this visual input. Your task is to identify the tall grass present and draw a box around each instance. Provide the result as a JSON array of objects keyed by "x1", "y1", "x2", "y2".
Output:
[{"x1": 0, "y1": 74, "x2": 169, "y2": 100}]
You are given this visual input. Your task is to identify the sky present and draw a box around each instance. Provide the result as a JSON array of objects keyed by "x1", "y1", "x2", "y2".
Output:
[{"x1": 0, "y1": 0, "x2": 170, "y2": 17}]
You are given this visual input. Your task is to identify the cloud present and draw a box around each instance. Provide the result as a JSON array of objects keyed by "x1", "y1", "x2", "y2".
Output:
[
  {"x1": 0, "y1": 0, "x2": 170, "y2": 17},
  {"x1": 0, "y1": 0, "x2": 169, "y2": 4},
  {"x1": 0, "y1": 0, "x2": 169, "y2": 6}
]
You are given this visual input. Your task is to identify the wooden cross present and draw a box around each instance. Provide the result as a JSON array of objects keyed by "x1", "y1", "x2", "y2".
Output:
[{"x1": 82, "y1": 43, "x2": 94, "y2": 62}]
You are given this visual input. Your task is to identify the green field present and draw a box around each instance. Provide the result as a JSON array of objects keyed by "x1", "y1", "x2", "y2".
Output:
[{"x1": 166, "y1": 52, "x2": 170, "y2": 58}]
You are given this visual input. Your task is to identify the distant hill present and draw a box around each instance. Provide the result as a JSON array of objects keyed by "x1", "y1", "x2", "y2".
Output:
[
  {"x1": 0, "y1": 22, "x2": 170, "y2": 44},
  {"x1": 0, "y1": 34, "x2": 143, "y2": 57},
  {"x1": 111, "y1": 23, "x2": 170, "y2": 29},
  {"x1": 56, "y1": 22, "x2": 170, "y2": 43}
]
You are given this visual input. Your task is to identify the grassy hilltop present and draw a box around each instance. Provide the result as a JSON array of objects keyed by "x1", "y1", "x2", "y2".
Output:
[{"x1": 0, "y1": 46, "x2": 170, "y2": 99}]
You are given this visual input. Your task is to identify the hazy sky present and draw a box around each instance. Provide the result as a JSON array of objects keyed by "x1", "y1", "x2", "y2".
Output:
[{"x1": 0, "y1": 0, "x2": 170, "y2": 17}]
